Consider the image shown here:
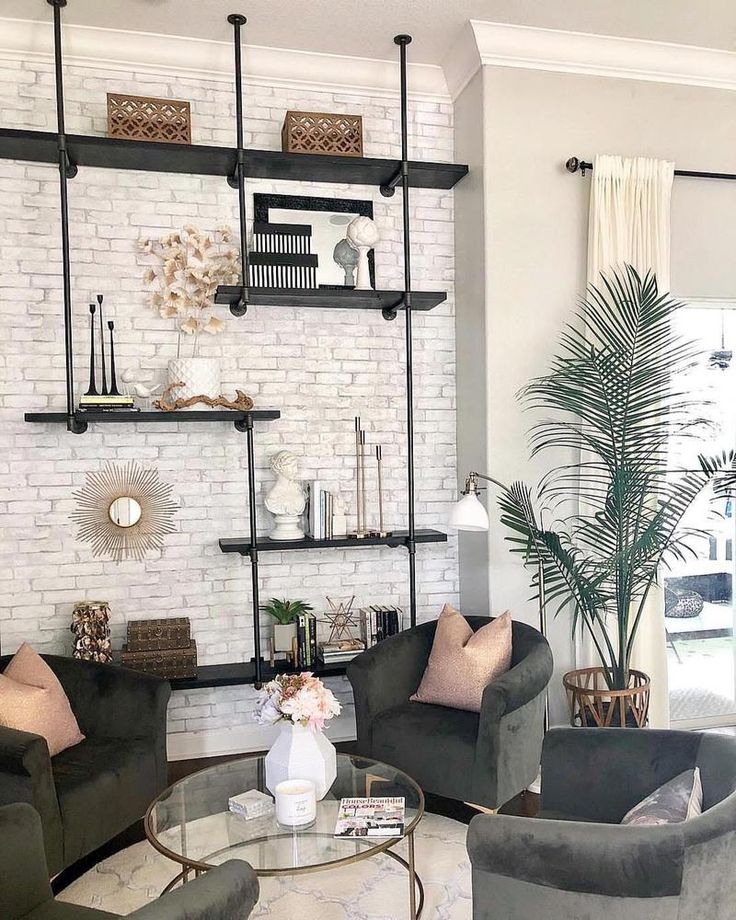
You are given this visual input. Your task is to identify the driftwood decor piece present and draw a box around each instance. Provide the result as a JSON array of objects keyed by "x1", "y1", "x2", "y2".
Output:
[
  {"x1": 154, "y1": 381, "x2": 254, "y2": 412},
  {"x1": 282, "y1": 111, "x2": 363, "y2": 157},
  {"x1": 107, "y1": 93, "x2": 191, "y2": 144},
  {"x1": 71, "y1": 461, "x2": 178, "y2": 563}
]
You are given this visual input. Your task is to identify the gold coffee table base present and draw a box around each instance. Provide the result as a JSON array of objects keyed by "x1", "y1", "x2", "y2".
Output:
[{"x1": 159, "y1": 828, "x2": 424, "y2": 920}]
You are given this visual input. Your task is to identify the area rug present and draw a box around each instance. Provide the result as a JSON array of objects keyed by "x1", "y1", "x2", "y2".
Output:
[{"x1": 57, "y1": 812, "x2": 472, "y2": 919}]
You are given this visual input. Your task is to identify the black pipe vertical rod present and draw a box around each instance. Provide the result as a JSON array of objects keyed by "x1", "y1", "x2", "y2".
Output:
[
  {"x1": 48, "y1": 0, "x2": 83, "y2": 433},
  {"x1": 227, "y1": 13, "x2": 250, "y2": 318},
  {"x1": 242, "y1": 417, "x2": 263, "y2": 687},
  {"x1": 395, "y1": 34, "x2": 418, "y2": 627}
]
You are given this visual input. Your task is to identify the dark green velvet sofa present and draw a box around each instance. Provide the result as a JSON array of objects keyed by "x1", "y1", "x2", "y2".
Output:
[
  {"x1": 347, "y1": 616, "x2": 553, "y2": 809},
  {"x1": 0, "y1": 802, "x2": 259, "y2": 919},
  {"x1": 468, "y1": 727, "x2": 736, "y2": 919},
  {"x1": 0, "y1": 654, "x2": 170, "y2": 877}
]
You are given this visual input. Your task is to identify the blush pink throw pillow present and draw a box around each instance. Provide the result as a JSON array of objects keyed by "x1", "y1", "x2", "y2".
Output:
[
  {"x1": 0, "y1": 643, "x2": 84, "y2": 756},
  {"x1": 410, "y1": 606, "x2": 512, "y2": 712}
]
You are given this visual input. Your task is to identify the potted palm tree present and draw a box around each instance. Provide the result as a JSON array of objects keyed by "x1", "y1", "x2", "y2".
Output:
[{"x1": 495, "y1": 266, "x2": 735, "y2": 726}]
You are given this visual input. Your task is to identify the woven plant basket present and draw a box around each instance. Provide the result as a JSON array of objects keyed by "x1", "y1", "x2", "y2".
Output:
[{"x1": 563, "y1": 667, "x2": 651, "y2": 728}]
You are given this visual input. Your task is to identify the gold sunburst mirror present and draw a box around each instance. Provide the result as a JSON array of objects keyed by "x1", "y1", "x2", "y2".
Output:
[{"x1": 72, "y1": 461, "x2": 178, "y2": 562}]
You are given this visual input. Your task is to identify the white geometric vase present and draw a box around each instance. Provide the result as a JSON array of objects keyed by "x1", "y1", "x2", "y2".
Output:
[
  {"x1": 167, "y1": 357, "x2": 220, "y2": 406},
  {"x1": 264, "y1": 722, "x2": 337, "y2": 800}
]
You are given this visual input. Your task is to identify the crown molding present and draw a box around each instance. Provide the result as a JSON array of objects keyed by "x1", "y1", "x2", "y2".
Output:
[
  {"x1": 447, "y1": 20, "x2": 736, "y2": 100},
  {"x1": 0, "y1": 17, "x2": 449, "y2": 101}
]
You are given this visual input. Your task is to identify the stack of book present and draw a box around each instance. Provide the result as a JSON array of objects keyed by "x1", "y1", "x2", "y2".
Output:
[
  {"x1": 318, "y1": 637, "x2": 365, "y2": 665},
  {"x1": 78, "y1": 394, "x2": 137, "y2": 412},
  {"x1": 249, "y1": 222, "x2": 318, "y2": 289},
  {"x1": 295, "y1": 612, "x2": 319, "y2": 668},
  {"x1": 307, "y1": 481, "x2": 337, "y2": 540},
  {"x1": 359, "y1": 606, "x2": 403, "y2": 648}
]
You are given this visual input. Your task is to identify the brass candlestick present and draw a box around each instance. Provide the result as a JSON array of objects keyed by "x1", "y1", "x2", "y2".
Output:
[
  {"x1": 349, "y1": 416, "x2": 366, "y2": 538},
  {"x1": 373, "y1": 444, "x2": 391, "y2": 537}
]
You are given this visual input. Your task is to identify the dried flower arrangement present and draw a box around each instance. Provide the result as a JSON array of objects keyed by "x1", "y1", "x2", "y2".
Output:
[{"x1": 138, "y1": 224, "x2": 240, "y2": 356}]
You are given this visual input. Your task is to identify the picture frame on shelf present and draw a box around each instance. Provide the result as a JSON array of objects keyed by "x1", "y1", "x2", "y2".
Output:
[{"x1": 253, "y1": 193, "x2": 376, "y2": 290}]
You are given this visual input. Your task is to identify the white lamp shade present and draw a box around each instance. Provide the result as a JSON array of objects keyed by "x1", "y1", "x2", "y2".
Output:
[{"x1": 449, "y1": 492, "x2": 490, "y2": 531}]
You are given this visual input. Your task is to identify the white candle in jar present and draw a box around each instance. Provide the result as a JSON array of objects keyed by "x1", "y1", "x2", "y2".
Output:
[{"x1": 274, "y1": 779, "x2": 317, "y2": 827}]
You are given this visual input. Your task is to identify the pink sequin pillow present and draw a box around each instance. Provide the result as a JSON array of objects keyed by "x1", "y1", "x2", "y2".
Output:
[
  {"x1": 411, "y1": 606, "x2": 512, "y2": 712},
  {"x1": 0, "y1": 643, "x2": 85, "y2": 756}
]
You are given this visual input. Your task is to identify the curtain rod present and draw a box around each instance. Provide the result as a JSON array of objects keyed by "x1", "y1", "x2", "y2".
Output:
[{"x1": 565, "y1": 156, "x2": 736, "y2": 182}]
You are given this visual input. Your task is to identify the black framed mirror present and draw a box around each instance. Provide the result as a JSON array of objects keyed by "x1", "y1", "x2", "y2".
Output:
[{"x1": 252, "y1": 193, "x2": 376, "y2": 289}]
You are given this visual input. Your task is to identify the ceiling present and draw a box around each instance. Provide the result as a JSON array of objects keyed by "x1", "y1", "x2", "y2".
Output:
[{"x1": 3, "y1": 0, "x2": 736, "y2": 64}]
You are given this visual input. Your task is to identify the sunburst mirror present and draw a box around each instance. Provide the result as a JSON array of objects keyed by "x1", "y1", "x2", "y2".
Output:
[{"x1": 72, "y1": 461, "x2": 178, "y2": 562}]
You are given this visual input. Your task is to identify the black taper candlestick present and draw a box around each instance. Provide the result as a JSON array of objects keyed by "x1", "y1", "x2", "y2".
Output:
[
  {"x1": 107, "y1": 321, "x2": 120, "y2": 395},
  {"x1": 84, "y1": 303, "x2": 98, "y2": 396},
  {"x1": 97, "y1": 293, "x2": 108, "y2": 395}
]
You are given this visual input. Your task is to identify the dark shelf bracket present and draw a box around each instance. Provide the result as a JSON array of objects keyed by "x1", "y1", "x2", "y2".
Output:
[
  {"x1": 68, "y1": 416, "x2": 88, "y2": 434},
  {"x1": 379, "y1": 164, "x2": 403, "y2": 198}
]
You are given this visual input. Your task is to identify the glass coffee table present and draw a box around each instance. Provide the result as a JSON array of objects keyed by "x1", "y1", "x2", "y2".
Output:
[{"x1": 145, "y1": 753, "x2": 425, "y2": 919}]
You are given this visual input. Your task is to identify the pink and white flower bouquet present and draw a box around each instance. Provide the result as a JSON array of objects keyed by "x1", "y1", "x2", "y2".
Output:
[{"x1": 254, "y1": 673, "x2": 341, "y2": 732}]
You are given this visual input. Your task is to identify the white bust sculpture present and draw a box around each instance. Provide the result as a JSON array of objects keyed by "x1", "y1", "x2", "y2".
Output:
[
  {"x1": 346, "y1": 216, "x2": 379, "y2": 291},
  {"x1": 265, "y1": 450, "x2": 306, "y2": 541}
]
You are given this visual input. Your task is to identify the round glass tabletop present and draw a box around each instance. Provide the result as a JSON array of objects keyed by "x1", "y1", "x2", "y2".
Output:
[{"x1": 145, "y1": 753, "x2": 425, "y2": 876}]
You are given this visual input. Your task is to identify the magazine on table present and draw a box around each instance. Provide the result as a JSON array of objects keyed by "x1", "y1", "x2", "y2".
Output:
[{"x1": 334, "y1": 797, "x2": 406, "y2": 838}]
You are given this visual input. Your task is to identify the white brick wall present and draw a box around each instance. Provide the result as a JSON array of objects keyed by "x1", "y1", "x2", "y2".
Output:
[{"x1": 0, "y1": 56, "x2": 458, "y2": 758}]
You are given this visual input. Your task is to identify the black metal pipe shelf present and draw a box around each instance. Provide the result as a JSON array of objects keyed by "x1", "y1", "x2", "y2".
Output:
[
  {"x1": 219, "y1": 529, "x2": 447, "y2": 555},
  {"x1": 215, "y1": 286, "x2": 446, "y2": 311},
  {"x1": 0, "y1": 128, "x2": 468, "y2": 191},
  {"x1": 24, "y1": 409, "x2": 280, "y2": 425},
  {"x1": 169, "y1": 658, "x2": 349, "y2": 691}
]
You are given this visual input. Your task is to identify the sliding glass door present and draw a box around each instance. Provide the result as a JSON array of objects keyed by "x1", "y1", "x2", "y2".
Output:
[{"x1": 666, "y1": 302, "x2": 736, "y2": 728}]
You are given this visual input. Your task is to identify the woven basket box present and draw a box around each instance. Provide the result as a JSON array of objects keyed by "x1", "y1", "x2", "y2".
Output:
[
  {"x1": 107, "y1": 93, "x2": 191, "y2": 145},
  {"x1": 126, "y1": 616, "x2": 190, "y2": 651},
  {"x1": 281, "y1": 111, "x2": 363, "y2": 157},
  {"x1": 121, "y1": 640, "x2": 197, "y2": 679}
]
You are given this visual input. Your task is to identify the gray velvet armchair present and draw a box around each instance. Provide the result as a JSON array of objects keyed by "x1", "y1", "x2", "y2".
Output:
[
  {"x1": 347, "y1": 616, "x2": 553, "y2": 810},
  {"x1": 0, "y1": 654, "x2": 170, "y2": 876},
  {"x1": 0, "y1": 802, "x2": 259, "y2": 920},
  {"x1": 468, "y1": 727, "x2": 736, "y2": 920}
]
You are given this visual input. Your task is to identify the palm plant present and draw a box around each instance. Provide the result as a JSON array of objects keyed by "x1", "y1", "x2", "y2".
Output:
[
  {"x1": 495, "y1": 265, "x2": 735, "y2": 691},
  {"x1": 261, "y1": 598, "x2": 314, "y2": 626}
]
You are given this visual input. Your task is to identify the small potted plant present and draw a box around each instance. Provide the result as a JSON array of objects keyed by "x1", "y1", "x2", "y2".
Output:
[{"x1": 262, "y1": 598, "x2": 314, "y2": 654}]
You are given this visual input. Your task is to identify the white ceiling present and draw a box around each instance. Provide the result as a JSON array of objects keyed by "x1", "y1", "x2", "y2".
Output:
[{"x1": 2, "y1": 0, "x2": 735, "y2": 64}]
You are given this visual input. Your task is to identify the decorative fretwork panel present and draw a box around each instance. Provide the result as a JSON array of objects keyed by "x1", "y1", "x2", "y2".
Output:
[
  {"x1": 282, "y1": 111, "x2": 363, "y2": 157},
  {"x1": 107, "y1": 93, "x2": 192, "y2": 145}
]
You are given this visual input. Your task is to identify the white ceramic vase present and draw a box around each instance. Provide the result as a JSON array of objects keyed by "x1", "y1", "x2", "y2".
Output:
[
  {"x1": 353, "y1": 245, "x2": 372, "y2": 290},
  {"x1": 264, "y1": 722, "x2": 337, "y2": 800},
  {"x1": 167, "y1": 357, "x2": 220, "y2": 405}
]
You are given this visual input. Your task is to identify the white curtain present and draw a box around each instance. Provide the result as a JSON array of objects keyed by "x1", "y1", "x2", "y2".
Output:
[{"x1": 584, "y1": 154, "x2": 675, "y2": 729}]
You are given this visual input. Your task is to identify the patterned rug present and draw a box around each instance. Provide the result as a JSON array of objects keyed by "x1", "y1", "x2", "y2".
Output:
[{"x1": 57, "y1": 812, "x2": 472, "y2": 919}]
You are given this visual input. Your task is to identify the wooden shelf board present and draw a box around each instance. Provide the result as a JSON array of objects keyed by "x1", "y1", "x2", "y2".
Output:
[
  {"x1": 215, "y1": 286, "x2": 446, "y2": 311},
  {"x1": 24, "y1": 409, "x2": 281, "y2": 425},
  {"x1": 219, "y1": 528, "x2": 448, "y2": 555},
  {"x1": 169, "y1": 658, "x2": 349, "y2": 691},
  {"x1": 0, "y1": 128, "x2": 468, "y2": 190}
]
